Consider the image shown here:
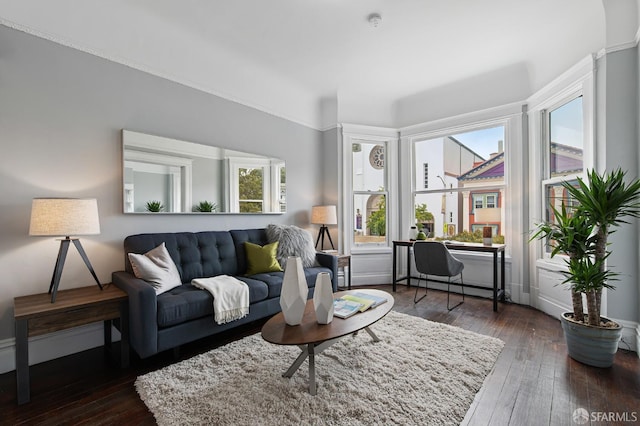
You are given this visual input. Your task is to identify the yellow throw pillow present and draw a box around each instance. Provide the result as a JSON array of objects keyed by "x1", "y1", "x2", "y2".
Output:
[{"x1": 244, "y1": 241, "x2": 283, "y2": 275}]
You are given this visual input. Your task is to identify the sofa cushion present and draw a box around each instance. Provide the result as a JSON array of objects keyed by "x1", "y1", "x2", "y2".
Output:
[
  {"x1": 127, "y1": 242, "x2": 182, "y2": 295},
  {"x1": 249, "y1": 271, "x2": 285, "y2": 299},
  {"x1": 244, "y1": 241, "x2": 283, "y2": 275},
  {"x1": 249, "y1": 266, "x2": 332, "y2": 299},
  {"x1": 124, "y1": 232, "x2": 239, "y2": 282},
  {"x1": 156, "y1": 279, "x2": 269, "y2": 328}
]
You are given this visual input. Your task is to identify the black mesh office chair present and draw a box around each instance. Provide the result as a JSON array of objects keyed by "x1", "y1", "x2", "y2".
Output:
[{"x1": 413, "y1": 241, "x2": 465, "y2": 310}]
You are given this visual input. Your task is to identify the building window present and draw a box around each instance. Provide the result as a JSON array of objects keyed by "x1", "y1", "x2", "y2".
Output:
[
  {"x1": 413, "y1": 126, "x2": 506, "y2": 242},
  {"x1": 472, "y1": 193, "x2": 499, "y2": 212},
  {"x1": 423, "y1": 163, "x2": 429, "y2": 188}
]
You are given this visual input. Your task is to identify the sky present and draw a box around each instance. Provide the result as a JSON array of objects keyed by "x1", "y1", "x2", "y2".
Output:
[
  {"x1": 451, "y1": 96, "x2": 583, "y2": 159},
  {"x1": 452, "y1": 126, "x2": 505, "y2": 160},
  {"x1": 550, "y1": 96, "x2": 583, "y2": 148}
]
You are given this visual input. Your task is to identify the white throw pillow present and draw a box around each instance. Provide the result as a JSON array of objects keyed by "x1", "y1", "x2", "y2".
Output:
[{"x1": 128, "y1": 242, "x2": 182, "y2": 295}]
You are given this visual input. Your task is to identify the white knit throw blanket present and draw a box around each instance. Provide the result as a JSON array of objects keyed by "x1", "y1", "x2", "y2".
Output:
[{"x1": 191, "y1": 275, "x2": 250, "y2": 325}]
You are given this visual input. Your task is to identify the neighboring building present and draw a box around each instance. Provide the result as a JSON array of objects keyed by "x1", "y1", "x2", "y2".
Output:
[
  {"x1": 458, "y1": 142, "x2": 583, "y2": 235},
  {"x1": 414, "y1": 136, "x2": 483, "y2": 237},
  {"x1": 458, "y1": 143, "x2": 505, "y2": 236}
]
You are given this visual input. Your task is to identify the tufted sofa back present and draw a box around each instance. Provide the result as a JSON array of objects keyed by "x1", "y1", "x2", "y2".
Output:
[{"x1": 123, "y1": 229, "x2": 269, "y2": 284}]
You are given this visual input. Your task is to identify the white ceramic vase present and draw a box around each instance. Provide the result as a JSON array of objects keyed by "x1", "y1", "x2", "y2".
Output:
[
  {"x1": 279, "y1": 256, "x2": 309, "y2": 326},
  {"x1": 313, "y1": 272, "x2": 334, "y2": 324}
]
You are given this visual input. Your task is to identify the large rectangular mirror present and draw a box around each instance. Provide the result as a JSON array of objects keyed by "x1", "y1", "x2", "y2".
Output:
[{"x1": 123, "y1": 130, "x2": 286, "y2": 214}]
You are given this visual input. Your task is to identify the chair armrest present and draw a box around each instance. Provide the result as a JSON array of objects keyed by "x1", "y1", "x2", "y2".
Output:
[
  {"x1": 111, "y1": 271, "x2": 159, "y2": 358},
  {"x1": 315, "y1": 252, "x2": 338, "y2": 291}
]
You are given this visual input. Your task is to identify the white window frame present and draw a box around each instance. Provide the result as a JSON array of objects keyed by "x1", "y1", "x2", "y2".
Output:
[
  {"x1": 472, "y1": 192, "x2": 499, "y2": 212},
  {"x1": 124, "y1": 151, "x2": 193, "y2": 213},
  {"x1": 528, "y1": 55, "x2": 595, "y2": 264},
  {"x1": 341, "y1": 124, "x2": 398, "y2": 255},
  {"x1": 227, "y1": 156, "x2": 272, "y2": 213},
  {"x1": 399, "y1": 103, "x2": 524, "y2": 257}
]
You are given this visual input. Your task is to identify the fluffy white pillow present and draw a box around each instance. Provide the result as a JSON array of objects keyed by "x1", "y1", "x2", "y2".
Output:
[
  {"x1": 128, "y1": 242, "x2": 182, "y2": 295},
  {"x1": 266, "y1": 224, "x2": 317, "y2": 268}
]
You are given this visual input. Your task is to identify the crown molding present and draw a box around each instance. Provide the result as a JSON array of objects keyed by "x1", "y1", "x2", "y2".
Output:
[
  {"x1": 399, "y1": 101, "x2": 523, "y2": 137},
  {"x1": 341, "y1": 123, "x2": 398, "y2": 138}
]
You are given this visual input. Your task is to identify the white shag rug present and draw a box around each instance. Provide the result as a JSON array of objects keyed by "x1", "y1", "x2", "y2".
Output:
[{"x1": 136, "y1": 310, "x2": 504, "y2": 426}]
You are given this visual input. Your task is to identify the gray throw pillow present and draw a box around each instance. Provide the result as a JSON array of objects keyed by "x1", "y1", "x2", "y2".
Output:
[{"x1": 266, "y1": 224, "x2": 317, "y2": 268}]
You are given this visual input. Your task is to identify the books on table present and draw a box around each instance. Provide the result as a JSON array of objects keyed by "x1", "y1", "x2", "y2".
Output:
[
  {"x1": 340, "y1": 294, "x2": 375, "y2": 312},
  {"x1": 333, "y1": 292, "x2": 388, "y2": 318},
  {"x1": 333, "y1": 299, "x2": 363, "y2": 319},
  {"x1": 349, "y1": 292, "x2": 388, "y2": 308}
]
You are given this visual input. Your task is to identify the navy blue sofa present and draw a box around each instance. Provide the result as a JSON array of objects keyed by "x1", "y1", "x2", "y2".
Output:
[{"x1": 112, "y1": 228, "x2": 337, "y2": 359}]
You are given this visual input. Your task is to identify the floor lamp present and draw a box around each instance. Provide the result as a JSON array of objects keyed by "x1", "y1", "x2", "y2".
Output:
[
  {"x1": 311, "y1": 205, "x2": 337, "y2": 251},
  {"x1": 29, "y1": 198, "x2": 103, "y2": 303}
]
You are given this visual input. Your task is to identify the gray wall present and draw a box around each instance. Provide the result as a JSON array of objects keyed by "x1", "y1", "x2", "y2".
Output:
[
  {"x1": 0, "y1": 25, "x2": 324, "y2": 340},
  {"x1": 321, "y1": 127, "x2": 341, "y2": 249},
  {"x1": 599, "y1": 47, "x2": 640, "y2": 323}
]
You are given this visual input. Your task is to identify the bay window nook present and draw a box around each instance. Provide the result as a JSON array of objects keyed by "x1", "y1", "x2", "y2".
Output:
[{"x1": 340, "y1": 104, "x2": 525, "y2": 303}]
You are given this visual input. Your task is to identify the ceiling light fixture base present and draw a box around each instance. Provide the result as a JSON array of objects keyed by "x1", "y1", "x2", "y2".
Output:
[{"x1": 368, "y1": 13, "x2": 382, "y2": 28}]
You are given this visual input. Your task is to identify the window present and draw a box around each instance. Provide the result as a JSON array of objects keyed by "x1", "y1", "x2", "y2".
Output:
[
  {"x1": 413, "y1": 126, "x2": 506, "y2": 242},
  {"x1": 228, "y1": 157, "x2": 281, "y2": 213},
  {"x1": 541, "y1": 96, "x2": 584, "y2": 253},
  {"x1": 277, "y1": 164, "x2": 286, "y2": 212},
  {"x1": 472, "y1": 193, "x2": 498, "y2": 212},
  {"x1": 238, "y1": 167, "x2": 264, "y2": 212},
  {"x1": 547, "y1": 97, "x2": 583, "y2": 178},
  {"x1": 352, "y1": 142, "x2": 388, "y2": 245}
]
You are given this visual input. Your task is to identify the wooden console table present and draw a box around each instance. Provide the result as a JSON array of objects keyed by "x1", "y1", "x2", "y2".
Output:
[
  {"x1": 392, "y1": 240, "x2": 506, "y2": 312},
  {"x1": 14, "y1": 284, "x2": 129, "y2": 404}
]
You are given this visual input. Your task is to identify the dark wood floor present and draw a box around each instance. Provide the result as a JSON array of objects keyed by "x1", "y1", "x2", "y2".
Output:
[{"x1": 1, "y1": 284, "x2": 639, "y2": 425}]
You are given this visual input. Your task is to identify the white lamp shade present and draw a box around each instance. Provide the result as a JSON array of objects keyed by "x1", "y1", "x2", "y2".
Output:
[
  {"x1": 474, "y1": 207, "x2": 501, "y2": 224},
  {"x1": 29, "y1": 198, "x2": 101, "y2": 236},
  {"x1": 311, "y1": 205, "x2": 337, "y2": 225}
]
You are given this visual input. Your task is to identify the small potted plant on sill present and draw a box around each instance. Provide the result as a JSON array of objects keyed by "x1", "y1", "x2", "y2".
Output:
[
  {"x1": 194, "y1": 200, "x2": 218, "y2": 213},
  {"x1": 145, "y1": 200, "x2": 164, "y2": 212},
  {"x1": 530, "y1": 168, "x2": 640, "y2": 367}
]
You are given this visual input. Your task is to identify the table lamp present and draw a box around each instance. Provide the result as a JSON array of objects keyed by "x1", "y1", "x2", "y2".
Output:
[
  {"x1": 474, "y1": 207, "x2": 501, "y2": 246},
  {"x1": 311, "y1": 205, "x2": 337, "y2": 250},
  {"x1": 29, "y1": 198, "x2": 103, "y2": 302}
]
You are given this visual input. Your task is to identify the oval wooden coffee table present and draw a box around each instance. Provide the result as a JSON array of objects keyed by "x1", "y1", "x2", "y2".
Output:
[{"x1": 261, "y1": 289, "x2": 394, "y2": 395}]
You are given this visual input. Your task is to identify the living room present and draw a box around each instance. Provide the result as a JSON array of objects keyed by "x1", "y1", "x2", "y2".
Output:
[{"x1": 1, "y1": 1, "x2": 640, "y2": 424}]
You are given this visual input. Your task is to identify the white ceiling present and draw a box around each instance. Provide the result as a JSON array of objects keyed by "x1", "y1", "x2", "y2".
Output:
[{"x1": 0, "y1": 0, "x2": 610, "y2": 129}]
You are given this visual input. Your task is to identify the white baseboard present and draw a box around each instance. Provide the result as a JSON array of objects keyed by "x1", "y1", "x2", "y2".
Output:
[{"x1": 0, "y1": 323, "x2": 120, "y2": 375}]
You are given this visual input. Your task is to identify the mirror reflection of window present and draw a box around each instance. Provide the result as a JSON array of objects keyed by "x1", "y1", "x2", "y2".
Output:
[
  {"x1": 238, "y1": 167, "x2": 264, "y2": 213},
  {"x1": 122, "y1": 130, "x2": 285, "y2": 214}
]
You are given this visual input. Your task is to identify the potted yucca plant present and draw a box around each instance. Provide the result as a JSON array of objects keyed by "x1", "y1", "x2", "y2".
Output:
[{"x1": 531, "y1": 168, "x2": 640, "y2": 367}]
